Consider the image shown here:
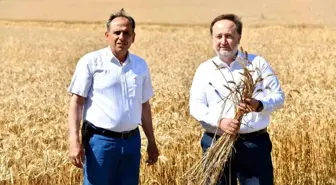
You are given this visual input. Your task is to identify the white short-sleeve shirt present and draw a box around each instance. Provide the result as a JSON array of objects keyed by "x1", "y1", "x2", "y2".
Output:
[{"x1": 68, "y1": 47, "x2": 154, "y2": 132}]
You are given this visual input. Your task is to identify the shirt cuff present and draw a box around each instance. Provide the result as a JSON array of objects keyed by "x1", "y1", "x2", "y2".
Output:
[{"x1": 259, "y1": 99, "x2": 268, "y2": 112}]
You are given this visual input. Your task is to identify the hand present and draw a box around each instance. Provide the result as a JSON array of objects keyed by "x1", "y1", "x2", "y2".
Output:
[
  {"x1": 219, "y1": 118, "x2": 240, "y2": 135},
  {"x1": 69, "y1": 140, "x2": 84, "y2": 168},
  {"x1": 238, "y1": 98, "x2": 260, "y2": 113},
  {"x1": 146, "y1": 141, "x2": 159, "y2": 165}
]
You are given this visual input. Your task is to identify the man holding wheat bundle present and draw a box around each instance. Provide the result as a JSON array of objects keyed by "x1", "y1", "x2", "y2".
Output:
[
  {"x1": 189, "y1": 14, "x2": 284, "y2": 185},
  {"x1": 67, "y1": 9, "x2": 159, "y2": 185}
]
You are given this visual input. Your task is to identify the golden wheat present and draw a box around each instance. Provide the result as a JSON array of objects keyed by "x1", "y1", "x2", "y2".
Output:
[{"x1": 0, "y1": 21, "x2": 335, "y2": 185}]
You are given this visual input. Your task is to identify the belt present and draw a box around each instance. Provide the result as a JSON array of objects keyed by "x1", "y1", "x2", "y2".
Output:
[
  {"x1": 238, "y1": 128, "x2": 267, "y2": 140},
  {"x1": 84, "y1": 121, "x2": 139, "y2": 139},
  {"x1": 205, "y1": 128, "x2": 267, "y2": 140}
]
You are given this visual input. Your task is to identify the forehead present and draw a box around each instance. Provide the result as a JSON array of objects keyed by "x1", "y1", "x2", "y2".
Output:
[
  {"x1": 212, "y1": 19, "x2": 238, "y2": 34},
  {"x1": 110, "y1": 17, "x2": 132, "y2": 31}
]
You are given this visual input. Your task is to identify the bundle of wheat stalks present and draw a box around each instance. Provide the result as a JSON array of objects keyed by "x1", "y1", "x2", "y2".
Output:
[{"x1": 184, "y1": 47, "x2": 263, "y2": 185}]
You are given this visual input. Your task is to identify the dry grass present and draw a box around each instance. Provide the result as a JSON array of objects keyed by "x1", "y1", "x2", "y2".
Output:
[{"x1": 0, "y1": 20, "x2": 335, "y2": 185}]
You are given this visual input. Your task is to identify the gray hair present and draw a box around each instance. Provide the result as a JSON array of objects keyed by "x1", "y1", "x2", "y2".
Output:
[{"x1": 106, "y1": 8, "x2": 135, "y2": 32}]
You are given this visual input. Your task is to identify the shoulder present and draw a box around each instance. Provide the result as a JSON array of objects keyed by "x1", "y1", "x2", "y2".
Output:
[
  {"x1": 129, "y1": 53, "x2": 147, "y2": 65},
  {"x1": 73, "y1": 48, "x2": 107, "y2": 75},
  {"x1": 129, "y1": 53, "x2": 150, "y2": 72},
  {"x1": 246, "y1": 53, "x2": 258, "y2": 62},
  {"x1": 76, "y1": 48, "x2": 108, "y2": 71},
  {"x1": 197, "y1": 57, "x2": 217, "y2": 71},
  {"x1": 78, "y1": 48, "x2": 105, "y2": 65},
  {"x1": 190, "y1": 57, "x2": 217, "y2": 79},
  {"x1": 247, "y1": 53, "x2": 270, "y2": 69}
]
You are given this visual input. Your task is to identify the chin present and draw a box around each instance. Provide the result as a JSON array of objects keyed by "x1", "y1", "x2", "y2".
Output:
[
  {"x1": 219, "y1": 51, "x2": 234, "y2": 57},
  {"x1": 116, "y1": 46, "x2": 126, "y2": 51},
  {"x1": 218, "y1": 47, "x2": 238, "y2": 58}
]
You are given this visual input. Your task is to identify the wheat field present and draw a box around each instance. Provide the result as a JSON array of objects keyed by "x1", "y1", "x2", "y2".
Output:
[{"x1": 0, "y1": 1, "x2": 336, "y2": 184}]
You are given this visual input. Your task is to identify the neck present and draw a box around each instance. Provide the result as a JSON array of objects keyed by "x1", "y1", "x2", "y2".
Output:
[
  {"x1": 219, "y1": 56, "x2": 235, "y2": 66},
  {"x1": 218, "y1": 51, "x2": 238, "y2": 66},
  {"x1": 111, "y1": 49, "x2": 128, "y2": 64},
  {"x1": 116, "y1": 54, "x2": 127, "y2": 64}
]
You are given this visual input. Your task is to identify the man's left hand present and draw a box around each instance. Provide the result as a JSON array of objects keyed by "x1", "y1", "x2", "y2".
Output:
[
  {"x1": 146, "y1": 141, "x2": 159, "y2": 165},
  {"x1": 238, "y1": 98, "x2": 261, "y2": 113}
]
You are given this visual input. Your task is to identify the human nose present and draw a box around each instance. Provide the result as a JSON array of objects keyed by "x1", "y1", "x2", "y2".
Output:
[
  {"x1": 119, "y1": 32, "x2": 125, "y2": 41},
  {"x1": 220, "y1": 37, "x2": 227, "y2": 45}
]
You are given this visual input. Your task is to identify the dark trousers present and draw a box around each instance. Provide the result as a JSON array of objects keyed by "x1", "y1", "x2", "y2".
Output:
[{"x1": 201, "y1": 132, "x2": 274, "y2": 185}]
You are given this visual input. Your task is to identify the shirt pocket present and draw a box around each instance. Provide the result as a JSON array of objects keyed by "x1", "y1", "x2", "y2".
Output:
[
  {"x1": 126, "y1": 76, "x2": 143, "y2": 100},
  {"x1": 93, "y1": 71, "x2": 119, "y2": 92}
]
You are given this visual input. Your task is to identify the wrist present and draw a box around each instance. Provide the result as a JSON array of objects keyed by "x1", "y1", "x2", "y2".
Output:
[
  {"x1": 147, "y1": 138, "x2": 156, "y2": 144},
  {"x1": 256, "y1": 100, "x2": 264, "y2": 112},
  {"x1": 69, "y1": 134, "x2": 80, "y2": 143}
]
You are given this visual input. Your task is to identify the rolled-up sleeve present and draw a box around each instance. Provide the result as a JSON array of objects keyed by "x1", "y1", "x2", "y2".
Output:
[
  {"x1": 141, "y1": 64, "x2": 154, "y2": 103},
  {"x1": 68, "y1": 55, "x2": 93, "y2": 97},
  {"x1": 189, "y1": 64, "x2": 219, "y2": 127}
]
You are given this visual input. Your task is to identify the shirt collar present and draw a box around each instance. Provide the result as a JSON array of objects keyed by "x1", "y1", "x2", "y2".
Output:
[
  {"x1": 105, "y1": 46, "x2": 131, "y2": 65},
  {"x1": 213, "y1": 51, "x2": 247, "y2": 70},
  {"x1": 212, "y1": 56, "x2": 227, "y2": 69}
]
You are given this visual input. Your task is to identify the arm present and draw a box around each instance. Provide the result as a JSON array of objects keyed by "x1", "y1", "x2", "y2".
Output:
[
  {"x1": 67, "y1": 54, "x2": 93, "y2": 168},
  {"x1": 141, "y1": 101, "x2": 155, "y2": 143},
  {"x1": 258, "y1": 59, "x2": 285, "y2": 114},
  {"x1": 68, "y1": 94, "x2": 85, "y2": 168},
  {"x1": 238, "y1": 58, "x2": 284, "y2": 114},
  {"x1": 189, "y1": 64, "x2": 219, "y2": 127},
  {"x1": 141, "y1": 101, "x2": 159, "y2": 164}
]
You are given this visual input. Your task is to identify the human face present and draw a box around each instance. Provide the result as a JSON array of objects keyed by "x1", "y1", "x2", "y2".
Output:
[
  {"x1": 105, "y1": 17, "x2": 135, "y2": 58},
  {"x1": 212, "y1": 19, "x2": 241, "y2": 61}
]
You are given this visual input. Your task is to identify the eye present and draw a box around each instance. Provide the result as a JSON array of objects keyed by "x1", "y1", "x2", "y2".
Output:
[
  {"x1": 216, "y1": 35, "x2": 222, "y2": 39},
  {"x1": 114, "y1": 31, "x2": 121, "y2": 35},
  {"x1": 225, "y1": 34, "x2": 235, "y2": 39}
]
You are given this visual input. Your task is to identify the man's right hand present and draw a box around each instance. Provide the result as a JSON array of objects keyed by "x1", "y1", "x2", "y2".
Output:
[
  {"x1": 69, "y1": 140, "x2": 84, "y2": 168},
  {"x1": 219, "y1": 118, "x2": 240, "y2": 135},
  {"x1": 68, "y1": 94, "x2": 85, "y2": 168}
]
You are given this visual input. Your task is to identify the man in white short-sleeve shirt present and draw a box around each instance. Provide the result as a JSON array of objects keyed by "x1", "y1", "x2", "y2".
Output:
[{"x1": 67, "y1": 9, "x2": 159, "y2": 185}]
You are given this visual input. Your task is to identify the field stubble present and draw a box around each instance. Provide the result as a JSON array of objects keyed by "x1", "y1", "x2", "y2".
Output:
[{"x1": 0, "y1": 21, "x2": 335, "y2": 184}]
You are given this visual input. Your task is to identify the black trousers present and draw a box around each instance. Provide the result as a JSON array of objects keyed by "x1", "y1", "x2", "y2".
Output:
[{"x1": 201, "y1": 132, "x2": 274, "y2": 185}]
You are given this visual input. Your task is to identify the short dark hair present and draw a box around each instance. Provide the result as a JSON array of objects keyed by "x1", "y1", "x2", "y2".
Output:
[
  {"x1": 106, "y1": 8, "x2": 135, "y2": 32},
  {"x1": 210, "y1": 14, "x2": 242, "y2": 35}
]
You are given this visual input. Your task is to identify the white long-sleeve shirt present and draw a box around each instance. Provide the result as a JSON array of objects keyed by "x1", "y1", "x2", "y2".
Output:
[{"x1": 189, "y1": 53, "x2": 284, "y2": 134}]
